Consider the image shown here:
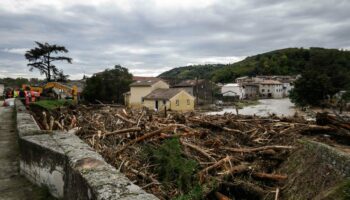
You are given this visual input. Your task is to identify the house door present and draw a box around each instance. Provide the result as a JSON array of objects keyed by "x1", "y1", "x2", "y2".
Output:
[{"x1": 155, "y1": 100, "x2": 159, "y2": 110}]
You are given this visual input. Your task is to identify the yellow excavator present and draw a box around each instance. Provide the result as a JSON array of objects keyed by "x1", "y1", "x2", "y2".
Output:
[
  {"x1": 44, "y1": 82, "x2": 78, "y2": 102},
  {"x1": 23, "y1": 82, "x2": 78, "y2": 103}
]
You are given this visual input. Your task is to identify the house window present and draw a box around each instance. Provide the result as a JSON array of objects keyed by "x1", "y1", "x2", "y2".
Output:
[
  {"x1": 262, "y1": 89, "x2": 265, "y2": 92},
  {"x1": 187, "y1": 99, "x2": 190, "y2": 105},
  {"x1": 268, "y1": 89, "x2": 270, "y2": 92},
  {"x1": 176, "y1": 100, "x2": 179, "y2": 106}
]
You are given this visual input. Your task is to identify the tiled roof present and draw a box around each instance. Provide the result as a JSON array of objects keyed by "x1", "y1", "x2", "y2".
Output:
[
  {"x1": 132, "y1": 76, "x2": 161, "y2": 81},
  {"x1": 130, "y1": 78, "x2": 162, "y2": 87},
  {"x1": 173, "y1": 79, "x2": 205, "y2": 87},
  {"x1": 143, "y1": 88, "x2": 191, "y2": 100},
  {"x1": 260, "y1": 80, "x2": 282, "y2": 85}
]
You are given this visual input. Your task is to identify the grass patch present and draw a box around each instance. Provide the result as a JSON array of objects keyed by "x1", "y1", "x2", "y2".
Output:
[{"x1": 33, "y1": 100, "x2": 73, "y2": 110}]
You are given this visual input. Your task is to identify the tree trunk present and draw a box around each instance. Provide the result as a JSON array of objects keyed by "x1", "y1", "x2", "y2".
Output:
[{"x1": 47, "y1": 52, "x2": 51, "y2": 81}]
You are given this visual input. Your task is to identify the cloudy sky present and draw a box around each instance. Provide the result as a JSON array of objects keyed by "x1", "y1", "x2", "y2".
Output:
[{"x1": 0, "y1": 0, "x2": 349, "y2": 79}]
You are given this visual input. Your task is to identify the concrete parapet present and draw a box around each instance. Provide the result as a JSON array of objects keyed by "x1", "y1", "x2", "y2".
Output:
[{"x1": 15, "y1": 99, "x2": 158, "y2": 200}]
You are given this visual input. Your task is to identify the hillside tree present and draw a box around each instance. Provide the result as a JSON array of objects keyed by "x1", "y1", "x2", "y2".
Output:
[
  {"x1": 290, "y1": 48, "x2": 350, "y2": 106},
  {"x1": 25, "y1": 42, "x2": 72, "y2": 82}
]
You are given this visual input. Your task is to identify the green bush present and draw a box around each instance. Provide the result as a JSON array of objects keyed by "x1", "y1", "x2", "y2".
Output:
[{"x1": 144, "y1": 138, "x2": 198, "y2": 192}]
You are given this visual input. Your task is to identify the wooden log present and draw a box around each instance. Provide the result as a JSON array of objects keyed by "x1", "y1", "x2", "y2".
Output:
[
  {"x1": 69, "y1": 115, "x2": 77, "y2": 129},
  {"x1": 223, "y1": 127, "x2": 243, "y2": 134},
  {"x1": 252, "y1": 172, "x2": 287, "y2": 181},
  {"x1": 103, "y1": 127, "x2": 141, "y2": 137},
  {"x1": 115, "y1": 113, "x2": 137, "y2": 125},
  {"x1": 188, "y1": 118, "x2": 223, "y2": 130},
  {"x1": 122, "y1": 109, "x2": 129, "y2": 117},
  {"x1": 236, "y1": 119, "x2": 280, "y2": 122},
  {"x1": 159, "y1": 123, "x2": 200, "y2": 134},
  {"x1": 301, "y1": 124, "x2": 336, "y2": 132},
  {"x1": 199, "y1": 156, "x2": 233, "y2": 175},
  {"x1": 54, "y1": 121, "x2": 64, "y2": 130},
  {"x1": 181, "y1": 140, "x2": 216, "y2": 162},
  {"x1": 222, "y1": 180, "x2": 267, "y2": 199},
  {"x1": 49, "y1": 116, "x2": 54, "y2": 131},
  {"x1": 223, "y1": 145, "x2": 295, "y2": 153},
  {"x1": 137, "y1": 111, "x2": 145, "y2": 127},
  {"x1": 129, "y1": 168, "x2": 160, "y2": 185},
  {"x1": 275, "y1": 187, "x2": 280, "y2": 200},
  {"x1": 299, "y1": 123, "x2": 350, "y2": 139},
  {"x1": 159, "y1": 131, "x2": 200, "y2": 139},
  {"x1": 116, "y1": 124, "x2": 183, "y2": 154},
  {"x1": 42, "y1": 111, "x2": 49, "y2": 130},
  {"x1": 215, "y1": 192, "x2": 232, "y2": 200},
  {"x1": 316, "y1": 112, "x2": 350, "y2": 130},
  {"x1": 219, "y1": 164, "x2": 249, "y2": 179}
]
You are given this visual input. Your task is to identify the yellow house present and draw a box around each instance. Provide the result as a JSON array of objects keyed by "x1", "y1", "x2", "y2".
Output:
[
  {"x1": 142, "y1": 88, "x2": 195, "y2": 112},
  {"x1": 126, "y1": 78, "x2": 169, "y2": 108}
]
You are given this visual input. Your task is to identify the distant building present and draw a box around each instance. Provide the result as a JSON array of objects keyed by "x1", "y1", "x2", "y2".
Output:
[
  {"x1": 243, "y1": 83, "x2": 259, "y2": 99},
  {"x1": 126, "y1": 77, "x2": 169, "y2": 108},
  {"x1": 236, "y1": 75, "x2": 296, "y2": 99},
  {"x1": 172, "y1": 79, "x2": 214, "y2": 104},
  {"x1": 236, "y1": 76, "x2": 250, "y2": 85},
  {"x1": 221, "y1": 83, "x2": 245, "y2": 99},
  {"x1": 280, "y1": 80, "x2": 294, "y2": 97},
  {"x1": 259, "y1": 80, "x2": 283, "y2": 98},
  {"x1": 142, "y1": 88, "x2": 195, "y2": 111}
]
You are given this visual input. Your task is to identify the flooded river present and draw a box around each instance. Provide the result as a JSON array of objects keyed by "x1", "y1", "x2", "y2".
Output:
[{"x1": 208, "y1": 98, "x2": 297, "y2": 117}]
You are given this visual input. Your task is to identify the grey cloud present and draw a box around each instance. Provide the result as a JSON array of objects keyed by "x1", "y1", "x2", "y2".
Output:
[{"x1": 0, "y1": 0, "x2": 349, "y2": 79}]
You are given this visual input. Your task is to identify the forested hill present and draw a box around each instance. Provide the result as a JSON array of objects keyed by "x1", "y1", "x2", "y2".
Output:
[{"x1": 158, "y1": 47, "x2": 350, "y2": 83}]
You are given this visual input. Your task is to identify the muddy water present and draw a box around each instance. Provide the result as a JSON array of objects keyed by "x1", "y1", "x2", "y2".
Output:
[{"x1": 208, "y1": 98, "x2": 297, "y2": 117}]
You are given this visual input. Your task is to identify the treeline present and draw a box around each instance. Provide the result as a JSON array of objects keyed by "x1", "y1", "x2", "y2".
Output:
[
  {"x1": 158, "y1": 64, "x2": 226, "y2": 81},
  {"x1": 158, "y1": 47, "x2": 350, "y2": 83},
  {"x1": 0, "y1": 77, "x2": 43, "y2": 88}
]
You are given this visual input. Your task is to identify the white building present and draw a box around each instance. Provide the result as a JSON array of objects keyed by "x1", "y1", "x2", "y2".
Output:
[
  {"x1": 281, "y1": 81, "x2": 294, "y2": 97},
  {"x1": 221, "y1": 83, "x2": 245, "y2": 99},
  {"x1": 235, "y1": 76, "x2": 249, "y2": 85},
  {"x1": 259, "y1": 80, "x2": 283, "y2": 98}
]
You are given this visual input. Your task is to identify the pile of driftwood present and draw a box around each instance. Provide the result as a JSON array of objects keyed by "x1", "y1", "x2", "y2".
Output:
[{"x1": 33, "y1": 105, "x2": 349, "y2": 200}]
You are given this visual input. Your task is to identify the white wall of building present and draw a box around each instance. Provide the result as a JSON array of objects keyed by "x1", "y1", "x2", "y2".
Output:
[
  {"x1": 259, "y1": 84, "x2": 283, "y2": 98},
  {"x1": 221, "y1": 83, "x2": 245, "y2": 99},
  {"x1": 282, "y1": 82, "x2": 294, "y2": 97}
]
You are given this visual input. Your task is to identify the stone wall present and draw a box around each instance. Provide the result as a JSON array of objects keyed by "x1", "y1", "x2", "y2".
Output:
[
  {"x1": 15, "y1": 99, "x2": 158, "y2": 200},
  {"x1": 279, "y1": 139, "x2": 350, "y2": 199}
]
